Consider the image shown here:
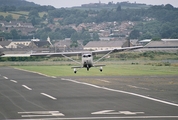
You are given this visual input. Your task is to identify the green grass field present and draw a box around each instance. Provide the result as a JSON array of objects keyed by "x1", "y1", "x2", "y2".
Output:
[
  {"x1": 0, "y1": 12, "x2": 21, "y2": 19},
  {"x1": 15, "y1": 64, "x2": 178, "y2": 77},
  {"x1": 0, "y1": 11, "x2": 47, "y2": 19}
]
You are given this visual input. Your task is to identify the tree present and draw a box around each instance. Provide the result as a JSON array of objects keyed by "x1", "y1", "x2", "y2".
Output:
[
  {"x1": 18, "y1": 15, "x2": 26, "y2": 22},
  {"x1": 170, "y1": 33, "x2": 178, "y2": 39},
  {"x1": 28, "y1": 9, "x2": 40, "y2": 18},
  {"x1": 93, "y1": 32, "x2": 100, "y2": 40},
  {"x1": 10, "y1": 29, "x2": 19, "y2": 39},
  {"x1": 129, "y1": 29, "x2": 140, "y2": 39},
  {"x1": 71, "y1": 32, "x2": 79, "y2": 41},
  {"x1": 0, "y1": 15, "x2": 4, "y2": 21},
  {"x1": 60, "y1": 28, "x2": 76, "y2": 38},
  {"x1": 117, "y1": 4, "x2": 121, "y2": 11},
  {"x1": 5, "y1": 15, "x2": 13, "y2": 22}
]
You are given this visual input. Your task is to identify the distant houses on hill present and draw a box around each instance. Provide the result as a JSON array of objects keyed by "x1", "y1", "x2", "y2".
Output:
[
  {"x1": 0, "y1": 21, "x2": 36, "y2": 36},
  {"x1": 0, "y1": 37, "x2": 53, "y2": 54}
]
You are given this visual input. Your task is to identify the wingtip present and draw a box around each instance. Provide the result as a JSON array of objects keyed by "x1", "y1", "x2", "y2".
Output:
[{"x1": 0, "y1": 53, "x2": 5, "y2": 56}]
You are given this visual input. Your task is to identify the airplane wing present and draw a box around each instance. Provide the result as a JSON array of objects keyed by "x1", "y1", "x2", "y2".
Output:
[
  {"x1": 30, "y1": 46, "x2": 143, "y2": 57},
  {"x1": 1, "y1": 54, "x2": 31, "y2": 57},
  {"x1": 30, "y1": 51, "x2": 83, "y2": 57},
  {"x1": 0, "y1": 46, "x2": 142, "y2": 57},
  {"x1": 91, "y1": 46, "x2": 143, "y2": 55}
]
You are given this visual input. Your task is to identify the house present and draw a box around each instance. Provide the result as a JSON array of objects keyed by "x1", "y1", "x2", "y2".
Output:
[
  {"x1": 138, "y1": 40, "x2": 178, "y2": 52},
  {"x1": 145, "y1": 41, "x2": 178, "y2": 48},
  {"x1": 84, "y1": 40, "x2": 132, "y2": 50},
  {"x1": 33, "y1": 41, "x2": 51, "y2": 48},
  {"x1": 13, "y1": 41, "x2": 32, "y2": 47},
  {"x1": 0, "y1": 21, "x2": 34, "y2": 28},
  {"x1": 0, "y1": 21, "x2": 35, "y2": 36},
  {"x1": 0, "y1": 41, "x2": 18, "y2": 48},
  {"x1": 54, "y1": 40, "x2": 72, "y2": 52}
]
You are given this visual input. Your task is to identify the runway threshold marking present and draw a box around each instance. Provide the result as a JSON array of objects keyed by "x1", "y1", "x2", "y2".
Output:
[
  {"x1": 22, "y1": 85, "x2": 32, "y2": 90},
  {"x1": 92, "y1": 110, "x2": 144, "y2": 115},
  {"x1": 18, "y1": 111, "x2": 64, "y2": 117},
  {"x1": 41, "y1": 93, "x2": 57, "y2": 100},
  {"x1": 8, "y1": 116, "x2": 178, "y2": 120},
  {"x1": 61, "y1": 78, "x2": 178, "y2": 107}
]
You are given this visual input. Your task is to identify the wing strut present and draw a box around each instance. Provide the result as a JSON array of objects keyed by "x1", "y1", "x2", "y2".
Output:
[
  {"x1": 94, "y1": 50, "x2": 113, "y2": 64},
  {"x1": 61, "y1": 54, "x2": 81, "y2": 65}
]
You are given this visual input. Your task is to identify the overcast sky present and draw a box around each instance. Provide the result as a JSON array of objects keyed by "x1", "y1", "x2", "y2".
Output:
[{"x1": 26, "y1": 0, "x2": 178, "y2": 8}]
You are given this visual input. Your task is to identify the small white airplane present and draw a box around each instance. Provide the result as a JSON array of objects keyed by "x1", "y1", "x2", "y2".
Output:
[{"x1": 1, "y1": 46, "x2": 142, "y2": 73}]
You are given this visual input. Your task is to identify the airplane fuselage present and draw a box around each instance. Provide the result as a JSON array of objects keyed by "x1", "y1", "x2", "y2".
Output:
[{"x1": 82, "y1": 54, "x2": 93, "y2": 70}]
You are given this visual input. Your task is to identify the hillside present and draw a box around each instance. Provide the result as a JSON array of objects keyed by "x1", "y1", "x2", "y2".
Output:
[
  {"x1": 0, "y1": 0, "x2": 39, "y2": 7},
  {"x1": 72, "y1": 1, "x2": 151, "y2": 10}
]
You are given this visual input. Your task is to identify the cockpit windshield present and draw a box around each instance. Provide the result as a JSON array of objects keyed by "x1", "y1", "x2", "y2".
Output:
[{"x1": 83, "y1": 54, "x2": 91, "y2": 58}]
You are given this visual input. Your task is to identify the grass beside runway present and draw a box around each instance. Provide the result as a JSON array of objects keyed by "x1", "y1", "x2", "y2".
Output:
[{"x1": 14, "y1": 64, "x2": 178, "y2": 77}]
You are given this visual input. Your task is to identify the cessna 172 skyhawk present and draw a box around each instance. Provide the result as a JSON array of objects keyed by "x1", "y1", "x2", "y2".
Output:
[{"x1": 1, "y1": 46, "x2": 142, "y2": 73}]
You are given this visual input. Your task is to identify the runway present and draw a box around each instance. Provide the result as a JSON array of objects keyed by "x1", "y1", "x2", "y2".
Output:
[{"x1": 0, "y1": 67, "x2": 178, "y2": 120}]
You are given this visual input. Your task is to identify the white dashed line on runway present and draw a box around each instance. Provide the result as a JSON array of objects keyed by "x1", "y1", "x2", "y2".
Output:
[
  {"x1": 3, "y1": 76, "x2": 8, "y2": 79},
  {"x1": 128, "y1": 85, "x2": 150, "y2": 90},
  {"x1": 97, "y1": 79, "x2": 110, "y2": 83},
  {"x1": 41, "y1": 93, "x2": 57, "y2": 100},
  {"x1": 10, "y1": 80, "x2": 17, "y2": 83},
  {"x1": 22, "y1": 85, "x2": 32, "y2": 90}
]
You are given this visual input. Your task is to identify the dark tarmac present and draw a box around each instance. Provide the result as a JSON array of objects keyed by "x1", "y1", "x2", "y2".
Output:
[{"x1": 0, "y1": 67, "x2": 178, "y2": 120}]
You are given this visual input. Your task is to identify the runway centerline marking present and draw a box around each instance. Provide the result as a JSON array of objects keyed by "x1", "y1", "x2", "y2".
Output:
[
  {"x1": 96, "y1": 79, "x2": 110, "y2": 83},
  {"x1": 41, "y1": 93, "x2": 57, "y2": 100},
  {"x1": 10, "y1": 80, "x2": 17, "y2": 83},
  {"x1": 22, "y1": 85, "x2": 32, "y2": 90},
  {"x1": 128, "y1": 85, "x2": 150, "y2": 90},
  {"x1": 61, "y1": 78, "x2": 178, "y2": 107},
  {"x1": 3, "y1": 76, "x2": 8, "y2": 79}
]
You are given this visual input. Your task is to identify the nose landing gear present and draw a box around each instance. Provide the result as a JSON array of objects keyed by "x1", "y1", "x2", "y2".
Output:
[
  {"x1": 100, "y1": 67, "x2": 103, "y2": 72},
  {"x1": 74, "y1": 68, "x2": 77, "y2": 74}
]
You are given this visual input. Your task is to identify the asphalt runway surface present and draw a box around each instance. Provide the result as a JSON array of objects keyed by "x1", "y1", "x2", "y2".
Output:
[{"x1": 0, "y1": 67, "x2": 178, "y2": 120}]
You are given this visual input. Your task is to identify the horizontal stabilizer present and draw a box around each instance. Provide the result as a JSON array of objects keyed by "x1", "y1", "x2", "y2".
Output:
[
  {"x1": 71, "y1": 66, "x2": 83, "y2": 69},
  {"x1": 93, "y1": 64, "x2": 105, "y2": 67}
]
